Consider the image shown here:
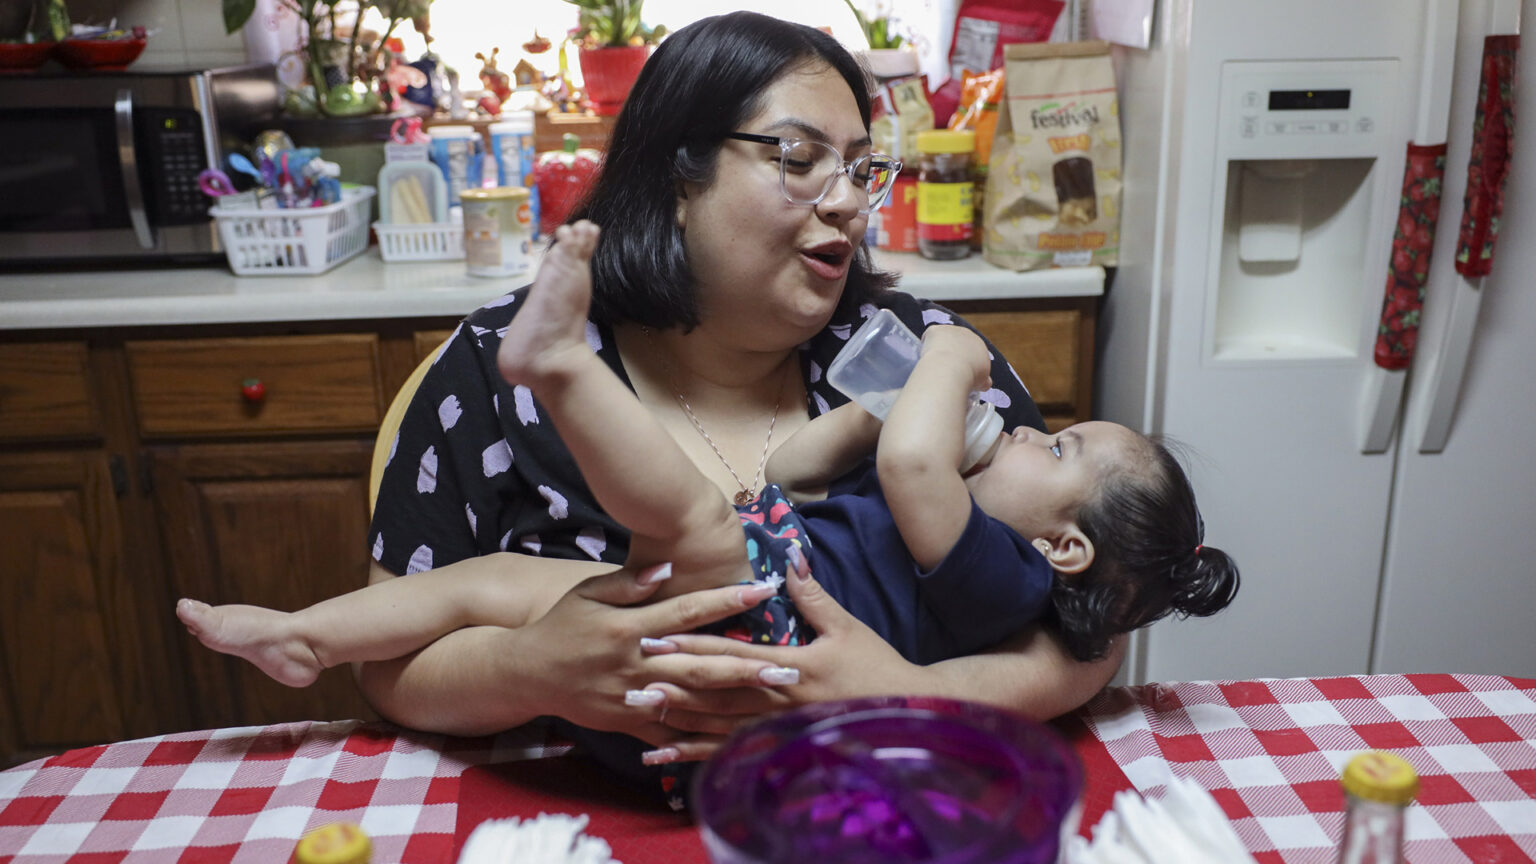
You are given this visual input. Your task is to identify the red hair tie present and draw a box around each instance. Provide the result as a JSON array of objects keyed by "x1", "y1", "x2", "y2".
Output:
[{"x1": 1194, "y1": 544, "x2": 1204, "y2": 556}]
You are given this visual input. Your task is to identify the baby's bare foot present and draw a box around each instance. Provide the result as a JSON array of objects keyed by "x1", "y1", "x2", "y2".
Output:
[
  {"x1": 176, "y1": 598, "x2": 323, "y2": 688},
  {"x1": 498, "y1": 220, "x2": 602, "y2": 387}
]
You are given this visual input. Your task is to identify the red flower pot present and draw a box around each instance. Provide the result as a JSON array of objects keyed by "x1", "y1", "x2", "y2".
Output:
[{"x1": 578, "y1": 45, "x2": 650, "y2": 116}]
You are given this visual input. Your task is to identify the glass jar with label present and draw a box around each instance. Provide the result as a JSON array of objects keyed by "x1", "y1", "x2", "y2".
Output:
[{"x1": 915, "y1": 129, "x2": 976, "y2": 261}]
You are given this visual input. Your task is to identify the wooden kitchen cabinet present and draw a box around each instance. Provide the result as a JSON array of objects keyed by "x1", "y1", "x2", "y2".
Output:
[
  {"x1": 148, "y1": 440, "x2": 377, "y2": 729},
  {"x1": 0, "y1": 342, "x2": 185, "y2": 767},
  {"x1": 950, "y1": 297, "x2": 1096, "y2": 431}
]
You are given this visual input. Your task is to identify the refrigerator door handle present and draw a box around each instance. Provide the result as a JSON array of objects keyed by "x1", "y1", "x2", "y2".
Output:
[
  {"x1": 1359, "y1": 0, "x2": 1459, "y2": 454},
  {"x1": 1415, "y1": 0, "x2": 1520, "y2": 453},
  {"x1": 1413, "y1": 275, "x2": 1485, "y2": 452}
]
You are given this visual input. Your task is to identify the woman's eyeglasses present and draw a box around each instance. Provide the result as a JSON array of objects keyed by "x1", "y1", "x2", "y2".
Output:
[{"x1": 725, "y1": 132, "x2": 902, "y2": 214}]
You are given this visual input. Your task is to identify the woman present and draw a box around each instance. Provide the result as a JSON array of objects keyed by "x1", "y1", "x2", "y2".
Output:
[{"x1": 360, "y1": 10, "x2": 1123, "y2": 768}]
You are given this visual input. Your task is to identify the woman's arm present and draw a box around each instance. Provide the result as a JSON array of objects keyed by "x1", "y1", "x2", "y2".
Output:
[
  {"x1": 352, "y1": 557, "x2": 793, "y2": 738},
  {"x1": 644, "y1": 566, "x2": 1121, "y2": 756}
]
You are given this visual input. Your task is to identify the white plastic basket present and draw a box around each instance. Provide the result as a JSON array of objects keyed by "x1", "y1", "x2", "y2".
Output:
[
  {"x1": 212, "y1": 186, "x2": 376, "y2": 276},
  {"x1": 373, "y1": 219, "x2": 465, "y2": 262}
]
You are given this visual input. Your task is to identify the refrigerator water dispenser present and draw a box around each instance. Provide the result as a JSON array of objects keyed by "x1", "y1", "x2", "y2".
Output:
[{"x1": 1207, "y1": 60, "x2": 1398, "y2": 361}]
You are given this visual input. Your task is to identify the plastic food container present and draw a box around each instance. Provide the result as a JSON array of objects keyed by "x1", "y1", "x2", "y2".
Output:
[{"x1": 693, "y1": 696, "x2": 1082, "y2": 864}]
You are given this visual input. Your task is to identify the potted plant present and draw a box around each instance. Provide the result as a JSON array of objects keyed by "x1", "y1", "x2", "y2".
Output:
[
  {"x1": 842, "y1": 0, "x2": 918, "y2": 81},
  {"x1": 222, "y1": 0, "x2": 432, "y2": 117},
  {"x1": 563, "y1": 0, "x2": 665, "y2": 116}
]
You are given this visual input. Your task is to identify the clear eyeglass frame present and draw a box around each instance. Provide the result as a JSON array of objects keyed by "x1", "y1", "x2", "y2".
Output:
[{"x1": 725, "y1": 132, "x2": 902, "y2": 214}]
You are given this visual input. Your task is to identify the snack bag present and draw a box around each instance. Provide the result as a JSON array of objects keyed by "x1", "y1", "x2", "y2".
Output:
[
  {"x1": 870, "y1": 75, "x2": 934, "y2": 163},
  {"x1": 949, "y1": 68, "x2": 1006, "y2": 249},
  {"x1": 933, "y1": 0, "x2": 1064, "y2": 125},
  {"x1": 869, "y1": 76, "x2": 933, "y2": 253},
  {"x1": 949, "y1": 68, "x2": 1006, "y2": 168},
  {"x1": 983, "y1": 40, "x2": 1120, "y2": 270}
]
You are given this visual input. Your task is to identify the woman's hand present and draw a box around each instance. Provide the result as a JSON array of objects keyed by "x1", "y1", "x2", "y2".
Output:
[
  {"x1": 632, "y1": 564, "x2": 925, "y2": 761},
  {"x1": 510, "y1": 563, "x2": 802, "y2": 746}
]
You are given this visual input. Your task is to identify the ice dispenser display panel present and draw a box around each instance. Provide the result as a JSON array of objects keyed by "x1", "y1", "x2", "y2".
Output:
[{"x1": 1206, "y1": 60, "x2": 1399, "y2": 361}]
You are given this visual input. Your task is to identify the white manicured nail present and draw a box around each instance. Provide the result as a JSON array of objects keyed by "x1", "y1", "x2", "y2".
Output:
[
  {"x1": 641, "y1": 747, "x2": 681, "y2": 766},
  {"x1": 637, "y1": 562, "x2": 673, "y2": 585},
  {"x1": 758, "y1": 667, "x2": 800, "y2": 686},
  {"x1": 640, "y1": 638, "x2": 677, "y2": 654},
  {"x1": 738, "y1": 583, "x2": 776, "y2": 604},
  {"x1": 624, "y1": 689, "x2": 666, "y2": 707}
]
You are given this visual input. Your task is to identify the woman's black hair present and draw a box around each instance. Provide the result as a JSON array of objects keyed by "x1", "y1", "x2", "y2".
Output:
[
  {"x1": 568, "y1": 11, "x2": 898, "y2": 329},
  {"x1": 1047, "y1": 437, "x2": 1240, "y2": 662}
]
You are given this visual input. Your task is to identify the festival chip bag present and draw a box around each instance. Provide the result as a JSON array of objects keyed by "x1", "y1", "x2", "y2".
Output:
[{"x1": 984, "y1": 41, "x2": 1121, "y2": 270}]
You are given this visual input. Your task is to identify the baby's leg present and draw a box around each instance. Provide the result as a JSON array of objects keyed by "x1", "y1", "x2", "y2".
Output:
[
  {"x1": 176, "y1": 566, "x2": 531, "y2": 687},
  {"x1": 499, "y1": 221, "x2": 742, "y2": 593}
]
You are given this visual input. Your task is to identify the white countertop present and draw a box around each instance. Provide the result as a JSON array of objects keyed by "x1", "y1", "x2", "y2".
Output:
[{"x1": 0, "y1": 249, "x2": 1103, "y2": 331}]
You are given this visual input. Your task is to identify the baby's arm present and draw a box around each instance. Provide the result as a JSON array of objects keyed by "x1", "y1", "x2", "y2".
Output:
[
  {"x1": 877, "y1": 325, "x2": 992, "y2": 569},
  {"x1": 765, "y1": 402, "x2": 883, "y2": 504}
]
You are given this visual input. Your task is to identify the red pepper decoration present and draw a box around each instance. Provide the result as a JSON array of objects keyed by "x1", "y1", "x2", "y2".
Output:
[{"x1": 531, "y1": 133, "x2": 602, "y2": 236}]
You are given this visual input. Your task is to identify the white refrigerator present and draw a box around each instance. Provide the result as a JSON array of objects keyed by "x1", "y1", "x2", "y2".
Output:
[{"x1": 1101, "y1": 0, "x2": 1535, "y2": 683}]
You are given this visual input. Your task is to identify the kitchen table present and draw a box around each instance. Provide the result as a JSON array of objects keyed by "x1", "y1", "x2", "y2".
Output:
[{"x1": 1, "y1": 674, "x2": 1530, "y2": 863}]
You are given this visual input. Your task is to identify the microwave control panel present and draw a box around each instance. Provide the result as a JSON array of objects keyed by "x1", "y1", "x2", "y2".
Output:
[{"x1": 139, "y1": 108, "x2": 215, "y2": 225}]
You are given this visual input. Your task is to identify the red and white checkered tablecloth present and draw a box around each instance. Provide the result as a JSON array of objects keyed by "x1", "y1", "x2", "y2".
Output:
[
  {"x1": 0, "y1": 720, "x2": 569, "y2": 864},
  {"x1": 2, "y1": 674, "x2": 1532, "y2": 864},
  {"x1": 1077, "y1": 673, "x2": 1536, "y2": 864}
]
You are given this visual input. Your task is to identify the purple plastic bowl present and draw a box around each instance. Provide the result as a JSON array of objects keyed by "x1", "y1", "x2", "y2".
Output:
[{"x1": 692, "y1": 697, "x2": 1082, "y2": 864}]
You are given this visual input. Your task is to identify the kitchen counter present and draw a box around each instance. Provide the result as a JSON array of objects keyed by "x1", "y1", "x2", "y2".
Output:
[{"x1": 0, "y1": 251, "x2": 1103, "y2": 331}]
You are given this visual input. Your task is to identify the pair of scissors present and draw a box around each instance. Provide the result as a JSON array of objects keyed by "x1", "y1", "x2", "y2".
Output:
[{"x1": 197, "y1": 168, "x2": 238, "y2": 198}]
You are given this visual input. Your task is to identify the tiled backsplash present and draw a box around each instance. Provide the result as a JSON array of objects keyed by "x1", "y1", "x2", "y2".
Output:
[{"x1": 87, "y1": 0, "x2": 246, "y2": 69}]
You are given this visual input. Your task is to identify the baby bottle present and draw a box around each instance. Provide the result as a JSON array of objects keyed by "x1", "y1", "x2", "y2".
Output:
[{"x1": 828, "y1": 308, "x2": 1003, "y2": 471}]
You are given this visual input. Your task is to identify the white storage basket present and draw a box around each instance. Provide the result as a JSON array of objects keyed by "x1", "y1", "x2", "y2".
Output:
[
  {"x1": 373, "y1": 219, "x2": 465, "y2": 262},
  {"x1": 212, "y1": 186, "x2": 375, "y2": 276}
]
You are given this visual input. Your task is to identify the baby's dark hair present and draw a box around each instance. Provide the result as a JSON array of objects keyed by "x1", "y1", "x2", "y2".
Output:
[{"x1": 1047, "y1": 436, "x2": 1239, "y2": 661}]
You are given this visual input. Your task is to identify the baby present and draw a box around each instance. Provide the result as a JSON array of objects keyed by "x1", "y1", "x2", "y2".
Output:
[{"x1": 178, "y1": 220, "x2": 1237, "y2": 703}]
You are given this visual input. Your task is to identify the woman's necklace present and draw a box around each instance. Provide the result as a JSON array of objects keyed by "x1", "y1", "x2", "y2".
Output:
[{"x1": 671, "y1": 362, "x2": 790, "y2": 507}]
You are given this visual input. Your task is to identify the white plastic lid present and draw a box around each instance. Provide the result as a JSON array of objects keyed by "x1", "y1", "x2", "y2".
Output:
[
  {"x1": 427, "y1": 125, "x2": 479, "y2": 139},
  {"x1": 961, "y1": 401, "x2": 1004, "y2": 472},
  {"x1": 489, "y1": 112, "x2": 534, "y2": 134}
]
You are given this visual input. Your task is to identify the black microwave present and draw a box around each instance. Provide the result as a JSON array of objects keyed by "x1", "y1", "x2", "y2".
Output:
[{"x1": 0, "y1": 64, "x2": 280, "y2": 269}]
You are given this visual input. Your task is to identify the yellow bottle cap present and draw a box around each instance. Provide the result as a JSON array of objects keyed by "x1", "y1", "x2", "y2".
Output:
[
  {"x1": 916, "y1": 129, "x2": 976, "y2": 154},
  {"x1": 1341, "y1": 751, "x2": 1419, "y2": 806},
  {"x1": 294, "y1": 822, "x2": 371, "y2": 864}
]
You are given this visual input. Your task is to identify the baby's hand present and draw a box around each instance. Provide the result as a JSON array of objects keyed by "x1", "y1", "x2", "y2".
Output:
[{"x1": 919, "y1": 325, "x2": 991, "y2": 390}]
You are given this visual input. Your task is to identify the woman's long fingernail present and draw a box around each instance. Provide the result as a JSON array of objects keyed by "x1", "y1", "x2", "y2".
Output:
[
  {"x1": 758, "y1": 667, "x2": 800, "y2": 686},
  {"x1": 641, "y1": 747, "x2": 681, "y2": 766},
  {"x1": 738, "y1": 582, "x2": 776, "y2": 604},
  {"x1": 624, "y1": 689, "x2": 666, "y2": 707},
  {"x1": 637, "y1": 563, "x2": 673, "y2": 585},
  {"x1": 640, "y1": 637, "x2": 677, "y2": 654}
]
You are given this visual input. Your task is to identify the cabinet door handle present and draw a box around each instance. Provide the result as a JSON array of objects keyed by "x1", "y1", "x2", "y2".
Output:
[
  {"x1": 110, "y1": 454, "x2": 129, "y2": 497},
  {"x1": 241, "y1": 377, "x2": 268, "y2": 403}
]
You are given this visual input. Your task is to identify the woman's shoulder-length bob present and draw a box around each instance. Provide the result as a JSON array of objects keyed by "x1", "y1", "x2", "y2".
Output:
[{"x1": 569, "y1": 10, "x2": 897, "y2": 330}]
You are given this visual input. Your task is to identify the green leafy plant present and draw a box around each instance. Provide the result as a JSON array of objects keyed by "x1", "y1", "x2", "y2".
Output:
[
  {"x1": 842, "y1": 0, "x2": 905, "y2": 50},
  {"x1": 563, "y1": 0, "x2": 665, "y2": 49},
  {"x1": 222, "y1": 0, "x2": 432, "y2": 116}
]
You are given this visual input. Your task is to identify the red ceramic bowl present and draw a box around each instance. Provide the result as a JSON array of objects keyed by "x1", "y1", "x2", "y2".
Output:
[
  {"x1": 54, "y1": 37, "x2": 146, "y2": 71},
  {"x1": 0, "y1": 41, "x2": 55, "y2": 72}
]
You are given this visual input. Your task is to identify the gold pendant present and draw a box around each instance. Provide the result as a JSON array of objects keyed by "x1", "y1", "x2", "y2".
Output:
[{"x1": 734, "y1": 489, "x2": 754, "y2": 506}]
